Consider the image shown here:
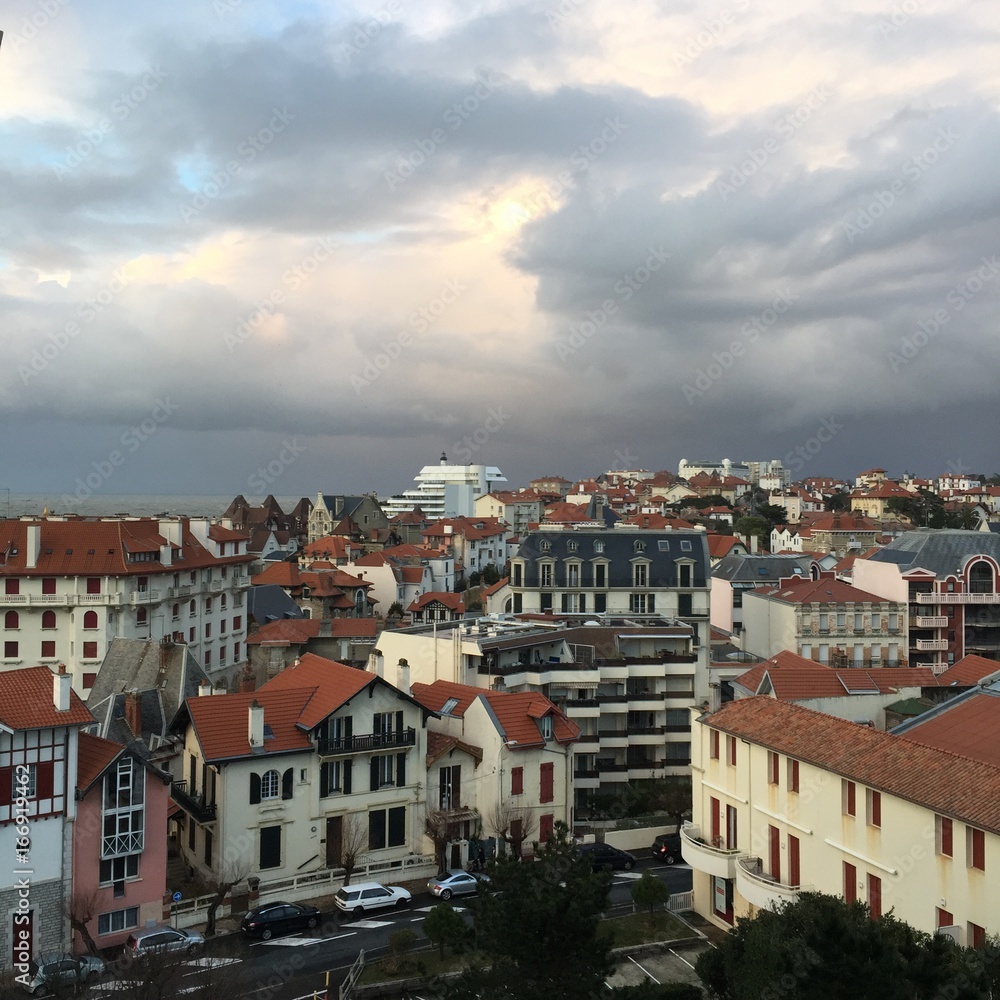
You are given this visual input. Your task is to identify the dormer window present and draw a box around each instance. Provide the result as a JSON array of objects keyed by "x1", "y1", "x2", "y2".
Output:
[
  {"x1": 540, "y1": 716, "x2": 554, "y2": 740},
  {"x1": 594, "y1": 541, "x2": 604, "y2": 553},
  {"x1": 634, "y1": 540, "x2": 645, "y2": 553},
  {"x1": 567, "y1": 540, "x2": 578, "y2": 553},
  {"x1": 540, "y1": 540, "x2": 551, "y2": 553},
  {"x1": 441, "y1": 697, "x2": 460, "y2": 715}
]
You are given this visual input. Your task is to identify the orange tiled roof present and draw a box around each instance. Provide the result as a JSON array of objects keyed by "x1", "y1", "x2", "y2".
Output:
[
  {"x1": 763, "y1": 577, "x2": 895, "y2": 606},
  {"x1": 246, "y1": 618, "x2": 378, "y2": 646},
  {"x1": 427, "y1": 730, "x2": 483, "y2": 766},
  {"x1": 408, "y1": 592, "x2": 464, "y2": 612},
  {"x1": 76, "y1": 731, "x2": 125, "y2": 793},
  {"x1": 705, "y1": 697, "x2": 1000, "y2": 833},
  {"x1": 937, "y1": 655, "x2": 1000, "y2": 687},
  {"x1": 894, "y1": 691, "x2": 1000, "y2": 766},
  {"x1": 258, "y1": 652, "x2": 375, "y2": 730},
  {"x1": 0, "y1": 666, "x2": 94, "y2": 730}
]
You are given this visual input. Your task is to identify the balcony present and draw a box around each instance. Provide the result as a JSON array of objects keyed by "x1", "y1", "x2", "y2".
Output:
[
  {"x1": 915, "y1": 638, "x2": 948, "y2": 651},
  {"x1": 597, "y1": 730, "x2": 629, "y2": 747},
  {"x1": 171, "y1": 781, "x2": 217, "y2": 823},
  {"x1": 130, "y1": 589, "x2": 162, "y2": 605},
  {"x1": 680, "y1": 823, "x2": 743, "y2": 880},
  {"x1": 627, "y1": 693, "x2": 663, "y2": 710},
  {"x1": 102, "y1": 831, "x2": 145, "y2": 858},
  {"x1": 735, "y1": 856, "x2": 807, "y2": 910},
  {"x1": 318, "y1": 727, "x2": 416, "y2": 756},
  {"x1": 170, "y1": 585, "x2": 193, "y2": 598},
  {"x1": 913, "y1": 616, "x2": 948, "y2": 628},
  {"x1": 916, "y1": 592, "x2": 1000, "y2": 604},
  {"x1": 210, "y1": 580, "x2": 224, "y2": 593}
]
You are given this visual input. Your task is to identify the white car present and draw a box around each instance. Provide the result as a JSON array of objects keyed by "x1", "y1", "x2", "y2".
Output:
[{"x1": 335, "y1": 881, "x2": 411, "y2": 917}]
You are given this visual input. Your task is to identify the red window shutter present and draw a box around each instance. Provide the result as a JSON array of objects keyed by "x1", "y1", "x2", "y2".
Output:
[
  {"x1": 844, "y1": 862, "x2": 857, "y2": 904},
  {"x1": 42, "y1": 578, "x2": 56, "y2": 595},
  {"x1": 789, "y1": 835, "x2": 800, "y2": 887},
  {"x1": 847, "y1": 781, "x2": 856, "y2": 816},
  {"x1": 41, "y1": 641, "x2": 55, "y2": 658},
  {"x1": 710, "y1": 730, "x2": 719, "y2": 759},
  {"x1": 36, "y1": 761, "x2": 54, "y2": 800},
  {"x1": 710, "y1": 797, "x2": 720, "y2": 844},
  {"x1": 868, "y1": 874, "x2": 882, "y2": 918},
  {"x1": 971, "y1": 923, "x2": 986, "y2": 949},
  {"x1": 511, "y1": 766, "x2": 523, "y2": 795},
  {"x1": 0, "y1": 767, "x2": 12, "y2": 807},
  {"x1": 768, "y1": 825, "x2": 780, "y2": 882},
  {"x1": 86, "y1": 577, "x2": 100, "y2": 594},
  {"x1": 973, "y1": 829, "x2": 985, "y2": 870},
  {"x1": 83, "y1": 641, "x2": 97, "y2": 659},
  {"x1": 936, "y1": 907, "x2": 954, "y2": 929},
  {"x1": 540, "y1": 762, "x2": 554, "y2": 804},
  {"x1": 872, "y1": 791, "x2": 881, "y2": 827},
  {"x1": 790, "y1": 759, "x2": 799, "y2": 792},
  {"x1": 941, "y1": 816, "x2": 953, "y2": 856},
  {"x1": 727, "y1": 736, "x2": 736, "y2": 765},
  {"x1": 4, "y1": 579, "x2": 19, "y2": 595},
  {"x1": 539, "y1": 814, "x2": 554, "y2": 842}
]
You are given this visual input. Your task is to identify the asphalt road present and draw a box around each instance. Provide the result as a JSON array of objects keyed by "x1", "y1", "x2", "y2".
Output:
[{"x1": 90, "y1": 858, "x2": 694, "y2": 1000}]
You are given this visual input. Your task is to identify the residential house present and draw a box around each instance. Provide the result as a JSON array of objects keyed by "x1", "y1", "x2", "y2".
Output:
[
  {"x1": 344, "y1": 545, "x2": 454, "y2": 613},
  {"x1": 307, "y1": 495, "x2": 389, "y2": 546},
  {"x1": 0, "y1": 517, "x2": 253, "y2": 696},
  {"x1": 474, "y1": 491, "x2": 547, "y2": 538},
  {"x1": 740, "y1": 575, "x2": 907, "y2": 667},
  {"x1": 853, "y1": 529, "x2": 1000, "y2": 671},
  {"x1": 251, "y1": 562, "x2": 376, "y2": 619},
  {"x1": 298, "y1": 536, "x2": 365, "y2": 569},
  {"x1": 421, "y1": 518, "x2": 510, "y2": 579},
  {"x1": 0, "y1": 666, "x2": 93, "y2": 963},
  {"x1": 171, "y1": 654, "x2": 432, "y2": 882},
  {"x1": 246, "y1": 618, "x2": 379, "y2": 682},
  {"x1": 685, "y1": 696, "x2": 999, "y2": 944},
  {"x1": 851, "y1": 481, "x2": 915, "y2": 520},
  {"x1": 529, "y1": 476, "x2": 572, "y2": 498},
  {"x1": 407, "y1": 593, "x2": 465, "y2": 624},
  {"x1": 710, "y1": 553, "x2": 815, "y2": 637}
]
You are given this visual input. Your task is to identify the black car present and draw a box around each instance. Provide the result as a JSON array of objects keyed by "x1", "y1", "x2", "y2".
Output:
[
  {"x1": 651, "y1": 833, "x2": 683, "y2": 865},
  {"x1": 240, "y1": 901, "x2": 322, "y2": 940},
  {"x1": 577, "y1": 842, "x2": 636, "y2": 871}
]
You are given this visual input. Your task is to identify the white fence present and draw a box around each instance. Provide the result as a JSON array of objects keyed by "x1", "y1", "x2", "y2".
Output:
[
  {"x1": 667, "y1": 890, "x2": 693, "y2": 912},
  {"x1": 170, "y1": 854, "x2": 438, "y2": 929}
]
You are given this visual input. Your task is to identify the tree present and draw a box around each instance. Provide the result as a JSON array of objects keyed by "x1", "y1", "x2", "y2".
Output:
[
  {"x1": 340, "y1": 812, "x2": 368, "y2": 886},
  {"x1": 695, "y1": 892, "x2": 989, "y2": 1000},
  {"x1": 449, "y1": 822, "x2": 614, "y2": 1000},
  {"x1": 734, "y1": 515, "x2": 770, "y2": 549},
  {"x1": 204, "y1": 859, "x2": 251, "y2": 937},
  {"x1": 824, "y1": 491, "x2": 851, "y2": 512},
  {"x1": 630, "y1": 871, "x2": 670, "y2": 927},
  {"x1": 489, "y1": 801, "x2": 536, "y2": 859},
  {"x1": 387, "y1": 601, "x2": 404, "y2": 618},
  {"x1": 66, "y1": 889, "x2": 101, "y2": 956},
  {"x1": 426, "y1": 808, "x2": 457, "y2": 872},
  {"x1": 631, "y1": 775, "x2": 691, "y2": 830},
  {"x1": 424, "y1": 901, "x2": 470, "y2": 959}
]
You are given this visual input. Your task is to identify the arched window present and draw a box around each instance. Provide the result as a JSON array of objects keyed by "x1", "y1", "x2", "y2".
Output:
[
  {"x1": 969, "y1": 561, "x2": 995, "y2": 594},
  {"x1": 4, "y1": 611, "x2": 18, "y2": 630},
  {"x1": 634, "y1": 540, "x2": 646, "y2": 553},
  {"x1": 261, "y1": 770, "x2": 280, "y2": 800},
  {"x1": 83, "y1": 610, "x2": 98, "y2": 630},
  {"x1": 41, "y1": 610, "x2": 56, "y2": 630}
]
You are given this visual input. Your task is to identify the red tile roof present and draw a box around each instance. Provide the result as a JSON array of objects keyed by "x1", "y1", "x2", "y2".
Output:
[
  {"x1": 895, "y1": 691, "x2": 1000, "y2": 767},
  {"x1": 408, "y1": 592, "x2": 464, "y2": 613},
  {"x1": 482, "y1": 576, "x2": 509, "y2": 599},
  {"x1": 540, "y1": 502, "x2": 595, "y2": 523},
  {"x1": 258, "y1": 653, "x2": 375, "y2": 730},
  {"x1": 0, "y1": 666, "x2": 94, "y2": 730},
  {"x1": 410, "y1": 679, "x2": 579, "y2": 748},
  {"x1": 426, "y1": 730, "x2": 483, "y2": 766},
  {"x1": 705, "y1": 697, "x2": 1000, "y2": 833},
  {"x1": 936, "y1": 655, "x2": 1000, "y2": 687},
  {"x1": 707, "y1": 534, "x2": 746, "y2": 559},
  {"x1": 76, "y1": 731, "x2": 125, "y2": 793},
  {"x1": 246, "y1": 618, "x2": 378, "y2": 646},
  {"x1": 763, "y1": 577, "x2": 894, "y2": 606}
]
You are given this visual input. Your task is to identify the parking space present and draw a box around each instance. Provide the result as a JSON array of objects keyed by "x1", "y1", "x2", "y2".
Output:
[{"x1": 607, "y1": 941, "x2": 713, "y2": 992}]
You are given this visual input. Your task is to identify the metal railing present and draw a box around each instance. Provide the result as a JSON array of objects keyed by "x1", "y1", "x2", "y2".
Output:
[{"x1": 318, "y1": 728, "x2": 416, "y2": 756}]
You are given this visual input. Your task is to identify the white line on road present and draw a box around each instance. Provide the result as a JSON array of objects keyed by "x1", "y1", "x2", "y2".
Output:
[
  {"x1": 670, "y1": 948, "x2": 697, "y2": 970},
  {"x1": 410, "y1": 917, "x2": 425, "y2": 922},
  {"x1": 628, "y1": 955, "x2": 661, "y2": 984},
  {"x1": 182, "y1": 957, "x2": 243, "y2": 974}
]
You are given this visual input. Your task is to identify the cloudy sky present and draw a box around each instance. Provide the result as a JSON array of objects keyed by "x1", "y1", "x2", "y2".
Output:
[{"x1": 2, "y1": 0, "x2": 999, "y2": 504}]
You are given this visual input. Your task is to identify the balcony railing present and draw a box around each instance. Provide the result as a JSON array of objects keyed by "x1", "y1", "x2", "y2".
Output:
[
  {"x1": 913, "y1": 616, "x2": 948, "y2": 627},
  {"x1": 915, "y1": 638, "x2": 948, "y2": 651},
  {"x1": 318, "y1": 727, "x2": 416, "y2": 756},
  {"x1": 680, "y1": 823, "x2": 743, "y2": 880},
  {"x1": 736, "y1": 856, "x2": 808, "y2": 910},
  {"x1": 916, "y1": 592, "x2": 1000, "y2": 604},
  {"x1": 130, "y1": 589, "x2": 162, "y2": 605},
  {"x1": 171, "y1": 781, "x2": 218, "y2": 823},
  {"x1": 102, "y1": 831, "x2": 144, "y2": 858}
]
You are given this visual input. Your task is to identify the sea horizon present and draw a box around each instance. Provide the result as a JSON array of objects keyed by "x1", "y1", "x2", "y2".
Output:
[{"x1": 2, "y1": 493, "x2": 313, "y2": 520}]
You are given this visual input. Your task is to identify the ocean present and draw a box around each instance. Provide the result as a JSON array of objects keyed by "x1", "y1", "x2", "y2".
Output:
[{"x1": 2, "y1": 493, "x2": 312, "y2": 519}]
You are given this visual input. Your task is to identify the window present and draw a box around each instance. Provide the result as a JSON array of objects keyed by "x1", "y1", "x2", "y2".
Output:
[
  {"x1": 136, "y1": 608, "x2": 147, "y2": 627},
  {"x1": 726, "y1": 803, "x2": 738, "y2": 850},
  {"x1": 540, "y1": 716, "x2": 554, "y2": 740},
  {"x1": 936, "y1": 815, "x2": 953, "y2": 857},
  {"x1": 233, "y1": 642, "x2": 241, "y2": 662},
  {"x1": 4, "y1": 579, "x2": 18, "y2": 595},
  {"x1": 788, "y1": 758, "x2": 799, "y2": 792},
  {"x1": 842, "y1": 779, "x2": 856, "y2": 817},
  {"x1": 512, "y1": 563, "x2": 523, "y2": 587},
  {"x1": 594, "y1": 564, "x2": 606, "y2": 587},
  {"x1": 41, "y1": 640, "x2": 55, "y2": 658},
  {"x1": 204, "y1": 650, "x2": 211, "y2": 667},
  {"x1": 768, "y1": 825, "x2": 780, "y2": 881},
  {"x1": 18, "y1": 764, "x2": 37, "y2": 798},
  {"x1": 539, "y1": 813, "x2": 554, "y2": 843},
  {"x1": 320, "y1": 760, "x2": 352, "y2": 797},
  {"x1": 633, "y1": 540, "x2": 645, "y2": 553},
  {"x1": 99, "y1": 855, "x2": 139, "y2": 886},
  {"x1": 368, "y1": 805, "x2": 406, "y2": 850},
  {"x1": 220, "y1": 619, "x2": 227, "y2": 635},
  {"x1": 843, "y1": 862, "x2": 857, "y2": 904},
  {"x1": 789, "y1": 834, "x2": 800, "y2": 886},
  {"x1": 98, "y1": 907, "x2": 139, "y2": 936},
  {"x1": 710, "y1": 730, "x2": 720, "y2": 760},
  {"x1": 261, "y1": 769, "x2": 280, "y2": 801},
  {"x1": 678, "y1": 563, "x2": 692, "y2": 588},
  {"x1": 969, "y1": 922, "x2": 987, "y2": 949},
  {"x1": 189, "y1": 627, "x2": 195, "y2": 642},
  {"x1": 888, "y1": 613, "x2": 898, "y2": 631},
  {"x1": 259, "y1": 825, "x2": 281, "y2": 869},
  {"x1": 633, "y1": 563, "x2": 648, "y2": 587},
  {"x1": 4, "y1": 640, "x2": 18, "y2": 658},
  {"x1": 866, "y1": 789, "x2": 881, "y2": 828},
  {"x1": 511, "y1": 766, "x2": 523, "y2": 795},
  {"x1": 567, "y1": 540, "x2": 578, "y2": 553},
  {"x1": 854, "y1": 613, "x2": 864, "y2": 630},
  {"x1": 205, "y1": 623, "x2": 211, "y2": 638},
  {"x1": 172, "y1": 604, "x2": 180, "y2": 621},
  {"x1": 837, "y1": 612, "x2": 846, "y2": 628},
  {"x1": 968, "y1": 827, "x2": 985, "y2": 871},
  {"x1": 936, "y1": 907, "x2": 954, "y2": 930},
  {"x1": 540, "y1": 564, "x2": 553, "y2": 587},
  {"x1": 84, "y1": 610, "x2": 98, "y2": 629},
  {"x1": 41, "y1": 610, "x2": 56, "y2": 629},
  {"x1": 205, "y1": 598, "x2": 213, "y2": 613},
  {"x1": 594, "y1": 541, "x2": 604, "y2": 554},
  {"x1": 767, "y1": 751, "x2": 779, "y2": 785},
  {"x1": 219, "y1": 645, "x2": 226, "y2": 664},
  {"x1": 189, "y1": 600, "x2": 196, "y2": 616},
  {"x1": 4, "y1": 611, "x2": 18, "y2": 630},
  {"x1": 868, "y1": 874, "x2": 882, "y2": 918},
  {"x1": 439, "y1": 765, "x2": 461, "y2": 809},
  {"x1": 540, "y1": 762, "x2": 554, "y2": 803},
  {"x1": 233, "y1": 616, "x2": 242, "y2": 631},
  {"x1": 86, "y1": 578, "x2": 101, "y2": 594},
  {"x1": 629, "y1": 593, "x2": 652, "y2": 614},
  {"x1": 727, "y1": 735, "x2": 737, "y2": 766}
]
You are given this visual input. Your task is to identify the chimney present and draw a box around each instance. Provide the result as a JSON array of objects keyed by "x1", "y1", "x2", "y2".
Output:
[
  {"x1": 397, "y1": 658, "x2": 411, "y2": 695},
  {"x1": 26, "y1": 524, "x2": 41, "y2": 570},
  {"x1": 124, "y1": 689, "x2": 142, "y2": 734},
  {"x1": 53, "y1": 663, "x2": 71, "y2": 712},
  {"x1": 248, "y1": 700, "x2": 265, "y2": 748},
  {"x1": 198, "y1": 679, "x2": 213, "y2": 697}
]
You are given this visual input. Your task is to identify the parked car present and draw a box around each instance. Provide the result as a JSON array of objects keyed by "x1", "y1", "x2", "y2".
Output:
[
  {"x1": 577, "y1": 842, "x2": 637, "y2": 871},
  {"x1": 334, "y1": 881, "x2": 411, "y2": 918},
  {"x1": 651, "y1": 833, "x2": 684, "y2": 865},
  {"x1": 427, "y1": 869, "x2": 490, "y2": 900},
  {"x1": 125, "y1": 926, "x2": 204, "y2": 960},
  {"x1": 240, "y1": 901, "x2": 322, "y2": 940},
  {"x1": 21, "y1": 953, "x2": 105, "y2": 994}
]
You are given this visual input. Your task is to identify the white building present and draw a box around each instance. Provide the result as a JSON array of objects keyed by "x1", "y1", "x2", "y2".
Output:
[{"x1": 381, "y1": 455, "x2": 507, "y2": 520}]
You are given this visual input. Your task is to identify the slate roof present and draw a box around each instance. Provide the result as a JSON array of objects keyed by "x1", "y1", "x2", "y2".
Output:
[
  {"x1": 704, "y1": 696, "x2": 1000, "y2": 834},
  {"x1": 246, "y1": 618, "x2": 379, "y2": 645},
  {"x1": 247, "y1": 583, "x2": 305, "y2": 624},
  {"x1": 867, "y1": 529, "x2": 1000, "y2": 576},
  {"x1": 712, "y1": 553, "x2": 814, "y2": 584},
  {"x1": 0, "y1": 667, "x2": 93, "y2": 731}
]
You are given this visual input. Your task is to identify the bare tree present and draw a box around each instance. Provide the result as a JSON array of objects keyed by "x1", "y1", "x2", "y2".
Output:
[
  {"x1": 489, "y1": 802, "x2": 536, "y2": 859},
  {"x1": 425, "y1": 808, "x2": 456, "y2": 872},
  {"x1": 66, "y1": 888, "x2": 102, "y2": 955},
  {"x1": 340, "y1": 813, "x2": 368, "y2": 886},
  {"x1": 204, "y1": 859, "x2": 251, "y2": 936}
]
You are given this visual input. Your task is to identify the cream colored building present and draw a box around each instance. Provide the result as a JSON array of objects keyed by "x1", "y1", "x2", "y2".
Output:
[{"x1": 686, "y1": 696, "x2": 997, "y2": 946}]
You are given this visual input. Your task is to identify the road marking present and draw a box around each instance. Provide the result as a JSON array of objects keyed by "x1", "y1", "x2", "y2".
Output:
[
  {"x1": 251, "y1": 937, "x2": 324, "y2": 947},
  {"x1": 414, "y1": 905, "x2": 465, "y2": 912},
  {"x1": 614, "y1": 872, "x2": 643, "y2": 881},
  {"x1": 182, "y1": 957, "x2": 242, "y2": 973},
  {"x1": 410, "y1": 917, "x2": 425, "y2": 922},
  {"x1": 670, "y1": 948, "x2": 697, "y2": 971},
  {"x1": 628, "y1": 955, "x2": 661, "y2": 984},
  {"x1": 351, "y1": 919, "x2": 392, "y2": 929}
]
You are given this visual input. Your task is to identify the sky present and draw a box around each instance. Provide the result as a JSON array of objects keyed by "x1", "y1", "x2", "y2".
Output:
[{"x1": 2, "y1": 0, "x2": 999, "y2": 506}]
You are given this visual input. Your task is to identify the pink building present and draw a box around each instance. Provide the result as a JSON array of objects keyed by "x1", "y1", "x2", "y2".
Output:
[{"x1": 72, "y1": 733, "x2": 170, "y2": 951}]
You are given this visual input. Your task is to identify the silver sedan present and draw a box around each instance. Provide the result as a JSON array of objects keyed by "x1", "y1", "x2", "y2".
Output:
[{"x1": 427, "y1": 869, "x2": 490, "y2": 900}]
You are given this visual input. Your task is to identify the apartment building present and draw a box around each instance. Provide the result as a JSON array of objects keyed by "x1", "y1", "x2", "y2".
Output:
[
  {"x1": 741, "y1": 576, "x2": 907, "y2": 667},
  {"x1": 853, "y1": 529, "x2": 1000, "y2": 671},
  {"x1": 711, "y1": 554, "x2": 815, "y2": 637},
  {"x1": 0, "y1": 517, "x2": 253, "y2": 695},
  {"x1": 686, "y1": 696, "x2": 999, "y2": 945}
]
